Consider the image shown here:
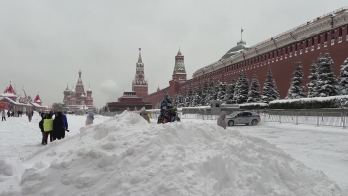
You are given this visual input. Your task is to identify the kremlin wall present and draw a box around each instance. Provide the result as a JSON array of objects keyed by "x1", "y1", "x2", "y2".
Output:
[{"x1": 142, "y1": 7, "x2": 348, "y2": 108}]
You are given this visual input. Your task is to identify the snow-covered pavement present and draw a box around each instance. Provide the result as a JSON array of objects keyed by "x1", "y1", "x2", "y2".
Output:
[
  {"x1": 182, "y1": 119, "x2": 348, "y2": 191},
  {"x1": 0, "y1": 113, "x2": 110, "y2": 160},
  {"x1": 0, "y1": 113, "x2": 347, "y2": 195}
]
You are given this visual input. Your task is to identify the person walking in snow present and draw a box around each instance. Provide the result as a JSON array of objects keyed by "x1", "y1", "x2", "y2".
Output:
[
  {"x1": 27, "y1": 110, "x2": 32, "y2": 122},
  {"x1": 139, "y1": 107, "x2": 150, "y2": 123},
  {"x1": 61, "y1": 112, "x2": 68, "y2": 139},
  {"x1": 39, "y1": 113, "x2": 46, "y2": 145},
  {"x1": 1, "y1": 110, "x2": 6, "y2": 121},
  {"x1": 217, "y1": 111, "x2": 227, "y2": 129},
  {"x1": 7, "y1": 110, "x2": 10, "y2": 118},
  {"x1": 86, "y1": 111, "x2": 94, "y2": 125},
  {"x1": 53, "y1": 112, "x2": 64, "y2": 140},
  {"x1": 43, "y1": 113, "x2": 54, "y2": 145}
]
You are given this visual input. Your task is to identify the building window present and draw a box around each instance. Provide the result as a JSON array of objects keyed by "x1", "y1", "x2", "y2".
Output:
[
  {"x1": 311, "y1": 37, "x2": 315, "y2": 45},
  {"x1": 305, "y1": 39, "x2": 308, "y2": 48},
  {"x1": 339, "y1": 28, "x2": 342, "y2": 37},
  {"x1": 295, "y1": 43, "x2": 297, "y2": 51},
  {"x1": 318, "y1": 35, "x2": 321, "y2": 44},
  {"x1": 324, "y1": 33, "x2": 328, "y2": 42},
  {"x1": 331, "y1": 30, "x2": 335, "y2": 39}
]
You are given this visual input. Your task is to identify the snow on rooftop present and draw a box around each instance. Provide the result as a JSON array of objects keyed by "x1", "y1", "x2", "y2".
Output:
[{"x1": 0, "y1": 112, "x2": 342, "y2": 195}]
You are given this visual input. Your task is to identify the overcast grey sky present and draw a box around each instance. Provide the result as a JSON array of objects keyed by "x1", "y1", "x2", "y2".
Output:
[{"x1": 0, "y1": 0, "x2": 347, "y2": 108}]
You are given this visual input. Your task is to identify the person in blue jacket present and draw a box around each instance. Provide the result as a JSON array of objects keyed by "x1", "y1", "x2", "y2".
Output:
[{"x1": 61, "y1": 112, "x2": 68, "y2": 139}]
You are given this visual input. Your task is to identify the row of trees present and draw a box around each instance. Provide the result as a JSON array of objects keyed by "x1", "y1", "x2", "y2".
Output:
[
  {"x1": 167, "y1": 52, "x2": 348, "y2": 108},
  {"x1": 287, "y1": 52, "x2": 348, "y2": 99},
  {"x1": 168, "y1": 68, "x2": 280, "y2": 108}
]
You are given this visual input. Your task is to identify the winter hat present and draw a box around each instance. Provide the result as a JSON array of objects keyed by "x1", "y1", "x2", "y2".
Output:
[
  {"x1": 87, "y1": 112, "x2": 94, "y2": 120},
  {"x1": 220, "y1": 111, "x2": 227, "y2": 116}
]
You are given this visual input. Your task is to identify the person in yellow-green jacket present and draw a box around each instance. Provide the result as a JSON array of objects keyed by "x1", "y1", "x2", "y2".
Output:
[{"x1": 43, "y1": 113, "x2": 53, "y2": 145}]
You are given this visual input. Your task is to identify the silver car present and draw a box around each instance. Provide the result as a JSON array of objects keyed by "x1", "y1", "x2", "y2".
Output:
[{"x1": 225, "y1": 111, "x2": 260, "y2": 126}]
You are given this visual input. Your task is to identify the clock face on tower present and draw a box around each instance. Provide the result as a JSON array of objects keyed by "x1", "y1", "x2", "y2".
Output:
[{"x1": 138, "y1": 75, "x2": 143, "y2": 79}]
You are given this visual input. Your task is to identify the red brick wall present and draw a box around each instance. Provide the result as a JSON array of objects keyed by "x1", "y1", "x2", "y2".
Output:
[
  {"x1": 144, "y1": 26, "x2": 348, "y2": 108},
  {"x1": 133, "y1": 86, "x2": 148, "y2": 98}
]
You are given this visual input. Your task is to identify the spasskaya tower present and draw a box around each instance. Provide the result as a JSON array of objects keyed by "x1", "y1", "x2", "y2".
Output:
[{"x1": 132, "y1": 48, "x2": 148, "y2": 98}]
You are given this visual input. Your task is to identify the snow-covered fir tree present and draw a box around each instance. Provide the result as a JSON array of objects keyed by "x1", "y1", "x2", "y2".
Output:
[
  {"x1": 205, "y1": 77, "x2": 215, "y2": 105},
  {"x1": 286, "y1": 60, "x2": 307, "y2": 99},
  {"x1": 247, "y1": 73, "x2": 261, "y2": 103},
  {"x1": 185, "y1": 85, "x2": 193, "y2": 107},
  {"x1": 316, "y1": 52, "x2": 339, "y2": 97},
  {"x1": 307, "y1": 62, "x2": 319, "y2": 98},
  {"x1": 225, "y1": 73, "x2": 236, "y2": 103},
  {"x1": 191, "y1": 86, "x2": 202, "y2": 107},
  {"x1": 176, "y1": 91, "x2": 184, "y2": 107},
  {"x1": 261, "y1": 68, "x2": 280, "y2": 103},
  {"x1": 217, "y1": 76, "x2": 227, "y2": 101},
  {"x1": 338, "y1": 57, "x2": 348, "y2": 95},
  {"x1": 212, "y1": 80, "x2": 219, "y2": 101},
  {"x1": 234, "y1": 72, "x2": 249, "y2": 104},
  {"x1": 172, "y1": 94, "x2": 178, "y2": 107},
  {"x1": 201, "y1": 80, "x2": 208, "y2": 105}
]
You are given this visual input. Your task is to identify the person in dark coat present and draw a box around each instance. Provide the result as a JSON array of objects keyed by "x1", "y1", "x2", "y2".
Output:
[
  {"x1": 53, "y1": 112, "x2": 64, "y2": 140},
  {"x1": 39, "y1": 113, "x2": 46, "y2": 145},
  {"x1": 7, "y1": 110, "x2": 10, "y2": 118}
]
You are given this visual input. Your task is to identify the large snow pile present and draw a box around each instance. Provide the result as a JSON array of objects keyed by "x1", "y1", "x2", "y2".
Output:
[{"x1": 0, "y1": 112, "x2": 344, "y2": 196}]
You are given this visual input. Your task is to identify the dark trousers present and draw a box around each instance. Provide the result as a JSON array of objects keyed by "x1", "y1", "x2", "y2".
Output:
[
  {"x1": 1, "y1": 117, "x2": 5, "y2": 121},
  {"x1": 54, "y1": 129, "x2": 65, "y2": 140},
  {"x1": 43, "y1": 131, "x2": 52, "y2": 144},
  {"x1": 41, "y1": 132, "x2": 45, "y2": 144}
]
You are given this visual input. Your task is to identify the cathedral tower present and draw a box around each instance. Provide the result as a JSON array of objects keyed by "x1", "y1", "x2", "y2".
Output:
[{"x1": 132, "y1": 48, "x2": 148, "y2": 98}]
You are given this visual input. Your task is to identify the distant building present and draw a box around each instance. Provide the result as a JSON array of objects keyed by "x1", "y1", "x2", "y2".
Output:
[
  {"x1": 0, "y1": 83, "x2": 48, "y2": 112},
  {"x1": 63, "y1": 70, "x2": 94, "y2": 111},
  {"x1": 107, "y1": 49, "x2": 152, "y2": 112},
  {"x1": 107, "y1": 92, "x2": 152, "y2": 112}
]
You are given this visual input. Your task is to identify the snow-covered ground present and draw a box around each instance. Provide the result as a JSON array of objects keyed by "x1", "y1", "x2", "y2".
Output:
[
  {"x1": 0, "y1": 113, "x2": 109, "y2": 160},
  {"x1": 0, "y1": 112, "x2": 346, "y2": 195},
  {"x1": 182, "y1": 119, "x2": 348, "y2": 192}
]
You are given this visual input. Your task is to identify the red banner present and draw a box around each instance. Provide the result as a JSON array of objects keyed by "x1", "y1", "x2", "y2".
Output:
[{"x1": 0, "y1": 102, "x2": 9, "y2": 110}]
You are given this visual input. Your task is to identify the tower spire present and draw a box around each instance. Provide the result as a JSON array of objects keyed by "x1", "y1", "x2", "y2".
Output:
[
  {"x1": 78, "y1": 69, "x2": 82, "y2": 78},
  {"x1": 138, "y1": 48, "x2": 142, "y2": 63}
]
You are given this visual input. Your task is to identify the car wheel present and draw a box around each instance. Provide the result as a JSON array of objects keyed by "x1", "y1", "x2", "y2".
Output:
[
  {"x1": 251, "y1": 119, "x2": 258, "y2": 126},
  {"x1": 228, "y1": 120, "x2": 234, "y2": 126}
]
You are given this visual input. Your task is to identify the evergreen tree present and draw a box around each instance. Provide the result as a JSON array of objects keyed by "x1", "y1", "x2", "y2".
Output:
[
  {"x1": 212, "y1": 80, "x2": 219, "y2": 100},
  {"x1": 247, "y1": 73, "x2": 261, "y2": 103},
  {"x1": 217, "y1": 79, "x2": 227, "y2": 101},
  {"x1": 316, "y1": 52, "x2": 339, "y2": 97},
  {"x1": 187, "y1": 84, "x2": 194, "y2": 107},
  {"x1": 191, "y1": 86, "x2": 202, "y2": 107},
  {"x1": 196, "y1": 83, "x2": 203, "y2": 106},
  {"x1": 176, "y1": 91, "x2": 184, "y2": 107},
  {"x1": 234, "y1": 72, "x2": 249, "y2": 104},
  {"x1": 262, "y1": 68, "x2": 280, "y2": 103},
  {"x1": 307, "y1": 62, "x2": 319, "y2": 98},
  {"x1": 225, "y1": 73, "x2": 236, "y2": 104},
  {"x1": 201, "y1": 80, "x2": 208, "y2": 105},
  {"x1": 338, "y1": 58, "x2": 348, "y2": 95},
  {"x1": 173, "y1": 94, "x2": 179, "y2": 107},
  {"x1": 205, "y1": 77, "x2": 215, "y2": 105},
  {"x1": 286, "y1": 60, "x2": 307, "y2": 99}
]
